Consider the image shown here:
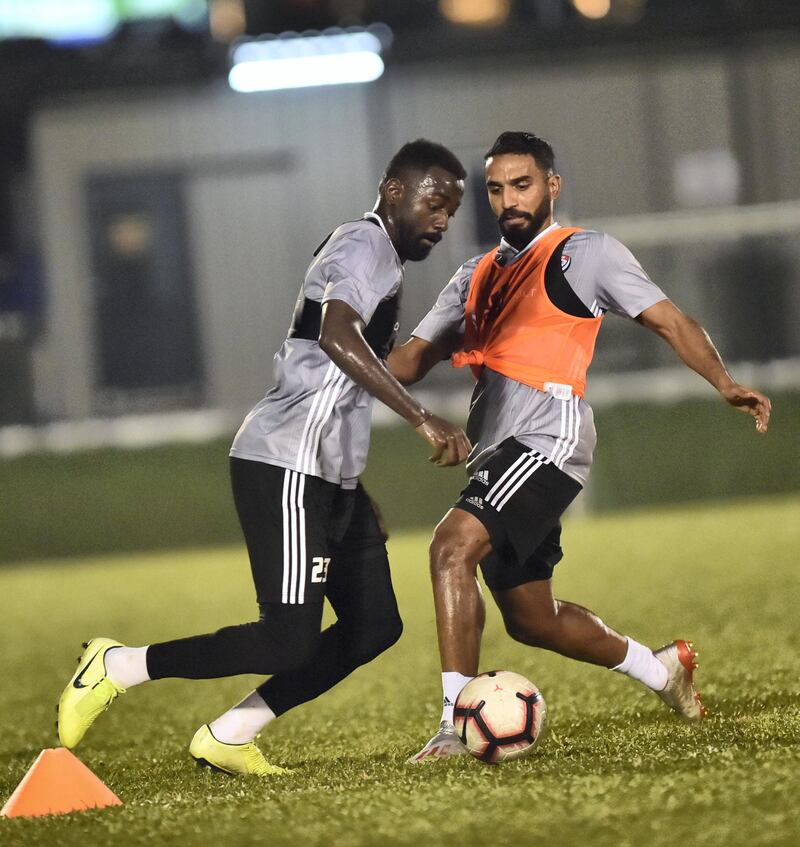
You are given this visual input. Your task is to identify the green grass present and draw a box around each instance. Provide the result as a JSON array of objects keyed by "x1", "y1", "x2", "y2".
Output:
[{"x1": 2, "y1": 496, "x2": 799, "y2": 846}]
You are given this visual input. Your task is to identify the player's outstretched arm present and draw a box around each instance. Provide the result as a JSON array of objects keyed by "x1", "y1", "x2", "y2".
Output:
[
  {"x1": 387, "y1": 335, "x2": 458, "y2": 386},
  {"x1": 319, "y1": 300, "x2": 471, "y2": 465},
  {"x1": 637, "y1": 299, "x2": 771, "y2": 433}
]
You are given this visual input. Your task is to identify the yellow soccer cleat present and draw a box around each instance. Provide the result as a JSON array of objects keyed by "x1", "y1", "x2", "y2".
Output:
[
  {"x1": 189, "y1": 725, "x2": 292, "y2": 777},
  {"x1": 57, "y1": 637, "x2": 126, "y2": 749}
]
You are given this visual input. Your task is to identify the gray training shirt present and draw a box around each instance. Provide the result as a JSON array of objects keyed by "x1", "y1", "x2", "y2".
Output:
[
  {"x1": 412, "y1": 223, "x2": 667, "y2": 485},
  {"x1": 231, "y1": 213, "x2": 403, "y2": 488}
]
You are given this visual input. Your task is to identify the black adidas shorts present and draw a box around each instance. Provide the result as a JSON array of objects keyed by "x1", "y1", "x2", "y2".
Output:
[
  {"x1": 454, "y1": 438, "x2": 582, "y2": 592},
  {"x1": 230, "y1": 458, "x2": 386, "y2": 606}
]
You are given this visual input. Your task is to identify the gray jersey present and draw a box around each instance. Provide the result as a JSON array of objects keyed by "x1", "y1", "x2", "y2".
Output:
[
  {"x1": 231, "y1": 214, "x2": 403, "y2": 488},
  {"x1": 413, "y1": 224, "x2": 667, "y2": 485}
]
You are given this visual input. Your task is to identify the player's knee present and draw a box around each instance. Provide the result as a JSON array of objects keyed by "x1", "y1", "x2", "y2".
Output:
[
  {"x1": 375, "y1": 613, "x2": 403, "y2": 654},
  {"x1": 348, "y1": 613, "x2": 403, "y2": 666},
  {"x1": 429, "y1": 524, "x2": 475, "y2": 579},
  {"x1": 505, "y1": 618, "x2": 532, "y2": 645}
]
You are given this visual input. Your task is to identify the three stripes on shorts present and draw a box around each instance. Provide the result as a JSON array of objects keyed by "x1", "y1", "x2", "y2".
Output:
[
  {"x1": 485, "y1": 396, "x2": 581, "y2": 512},
  {"x1": 485, "y1": 449, "x2": 550, "y2": 512},
  {"x1": 281, "y1": 469, "x2": 307, "y2": 604}
]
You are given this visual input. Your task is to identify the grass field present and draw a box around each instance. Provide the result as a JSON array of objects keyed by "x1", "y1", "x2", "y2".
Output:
[{"x1": 1, "y1": 496, "x2": 799, "y2": 846}]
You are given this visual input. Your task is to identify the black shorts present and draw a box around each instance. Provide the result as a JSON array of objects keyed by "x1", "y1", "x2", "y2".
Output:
[
  {"x1": 230, "y1": 458, "x2": 386, "y2": 606},
  {"x1": 455, "y1": 438, "x2": 582, "y2": 592}
]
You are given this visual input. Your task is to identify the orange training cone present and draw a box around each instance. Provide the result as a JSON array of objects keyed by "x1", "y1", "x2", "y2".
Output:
[{"x1": 1, "y1": 748, "x2": 123, "y2": 818}]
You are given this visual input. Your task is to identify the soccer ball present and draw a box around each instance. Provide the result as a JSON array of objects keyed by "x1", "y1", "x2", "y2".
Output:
[{"x1": 453, "y1": 670, "x2": 547, "y2": 764}]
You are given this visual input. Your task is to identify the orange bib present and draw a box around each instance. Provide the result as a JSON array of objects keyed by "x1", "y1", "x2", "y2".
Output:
[{"x1": 452, "y1": 226, "x2": 602, "y2": 398}]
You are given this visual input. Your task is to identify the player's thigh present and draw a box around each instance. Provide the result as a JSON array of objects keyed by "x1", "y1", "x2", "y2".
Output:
[
  {"x1": 229, "y1": 458, "x2": 338, "y2": 607},
  {"x1": 325, "y1": 485, "x2": 399, "y2": 622}
]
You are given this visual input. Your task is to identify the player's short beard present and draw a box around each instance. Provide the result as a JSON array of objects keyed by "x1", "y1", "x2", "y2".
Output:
[
  {"x1": 396, "y1": 217, "x2": 435, "y2": 262},
  {"x1": 498, "y1": 194, "x2": 552, "y2": 250}
]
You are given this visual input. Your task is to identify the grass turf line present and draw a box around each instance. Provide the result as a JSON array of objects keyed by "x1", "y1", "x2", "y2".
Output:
[{"x1": 1, "y1": 496, "x2": 799, "y2": 846}]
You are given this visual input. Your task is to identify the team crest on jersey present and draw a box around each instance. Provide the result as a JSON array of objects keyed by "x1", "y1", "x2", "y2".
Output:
[{"x1": 561, "y1": 253, "x2": 572, "y2": 272}]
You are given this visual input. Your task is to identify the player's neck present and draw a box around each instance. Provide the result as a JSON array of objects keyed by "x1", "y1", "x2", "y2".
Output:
[{"x1": 372, "y1": 204, "x2": 406, "y2": 263}]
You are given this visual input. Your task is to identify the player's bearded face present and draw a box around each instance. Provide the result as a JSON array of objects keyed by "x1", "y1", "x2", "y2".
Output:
[
  {"x1": 395, "y1": 215, "x2": 437, "y2": 262},
  {"x1": 485, "y1": 154, "x2": 559, "y2": 250},
  {"x1": 497, "y1": 192, "x2": 551, "y2": 249}
]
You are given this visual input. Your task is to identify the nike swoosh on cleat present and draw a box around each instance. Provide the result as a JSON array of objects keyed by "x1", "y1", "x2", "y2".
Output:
[{"x1": 73, "y1": 650, "x2": 103, "y2": 689}]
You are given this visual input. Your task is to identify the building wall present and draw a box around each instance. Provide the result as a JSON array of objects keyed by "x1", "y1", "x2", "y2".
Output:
[{"x1": 30, "y1": 36, "x2": 800, "y2": 420}]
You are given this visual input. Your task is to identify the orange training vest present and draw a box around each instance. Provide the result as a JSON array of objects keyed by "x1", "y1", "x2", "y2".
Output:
[{"x1": 451, "y1": 226, "x2": 602, "y2": 398}]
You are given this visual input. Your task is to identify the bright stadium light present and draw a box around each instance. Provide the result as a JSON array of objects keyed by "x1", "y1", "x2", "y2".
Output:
[
  {"x1": 228, "y1": 29, "x2": 388, "y2": 93},
  {"x1": 439, "y1": 0, "x2": 510, "y2": 27},
  {"x1": 572, "y1": 0, "x2": 611, "y2": 20}
]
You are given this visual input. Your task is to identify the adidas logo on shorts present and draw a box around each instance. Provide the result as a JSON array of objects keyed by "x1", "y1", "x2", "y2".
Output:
[
  {"x1": 465, "y1": 496, "x2": 484, "y2": 510},
  {"x1": 470, "y1": 470, "x2": 490, "y2": 486}
]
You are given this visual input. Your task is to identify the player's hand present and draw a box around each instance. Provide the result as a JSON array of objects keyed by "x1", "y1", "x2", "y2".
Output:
[
  {"x1": 720, "y1": 383, "x2": 771, "y2": 433},
  {"x1": 414, "y1": 415, "x2": 472, "y2": 466}
]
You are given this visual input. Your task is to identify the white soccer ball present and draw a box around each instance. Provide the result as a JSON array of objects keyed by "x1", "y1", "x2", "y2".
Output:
[{"x1": 453, "y1": 670, "x2": 547, "y2": 764}]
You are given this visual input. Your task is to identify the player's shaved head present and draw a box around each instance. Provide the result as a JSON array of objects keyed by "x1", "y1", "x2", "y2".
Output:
[
  {"x1": 485, "y1": 131, "x2": 555, "y2": 175},
  {"x1": 382, "y1": 139, "x2": 467, "y2": 186}
]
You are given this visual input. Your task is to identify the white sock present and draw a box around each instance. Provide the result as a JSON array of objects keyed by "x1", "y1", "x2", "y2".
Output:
[
  {"x1": 440, "y1": 672, "x2": 474, "y2": 724},
  {"x1": 105, "y1": 646, "x2": 150, "y2": 689},
  {"x1": 611, "y1": 636, "x2": 669, "y2": 691},
  {"x1": 209, "y1": 691, "x2": 276, "y2": 745}
]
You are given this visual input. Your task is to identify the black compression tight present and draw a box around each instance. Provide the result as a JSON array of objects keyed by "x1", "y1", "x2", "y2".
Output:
[
  {"x1": 258, "y1": 546, "x2": 403, "y2": 715},
  {"x1": 144, "y1": 545, "x2": 402, "y2": 688},
  {"x1": 144, "y1": 456, "x2": 403, "y2": 701},
  {"x1": 146, "y1": 602, "x2": 324, "y2": 680}
]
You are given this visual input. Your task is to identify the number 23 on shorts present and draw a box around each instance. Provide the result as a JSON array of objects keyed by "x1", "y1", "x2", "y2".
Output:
[{"x1": 311, "y1": 557, "x2": 330, "y2": 583}]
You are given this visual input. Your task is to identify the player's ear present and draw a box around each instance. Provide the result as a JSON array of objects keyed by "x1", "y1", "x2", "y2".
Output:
[
  {"x1": 548, "y1": 173, "x2": 561, "y2": 201},
  {"x1": 383, "y1": 176, "x2": 405, "y2": 206}
]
